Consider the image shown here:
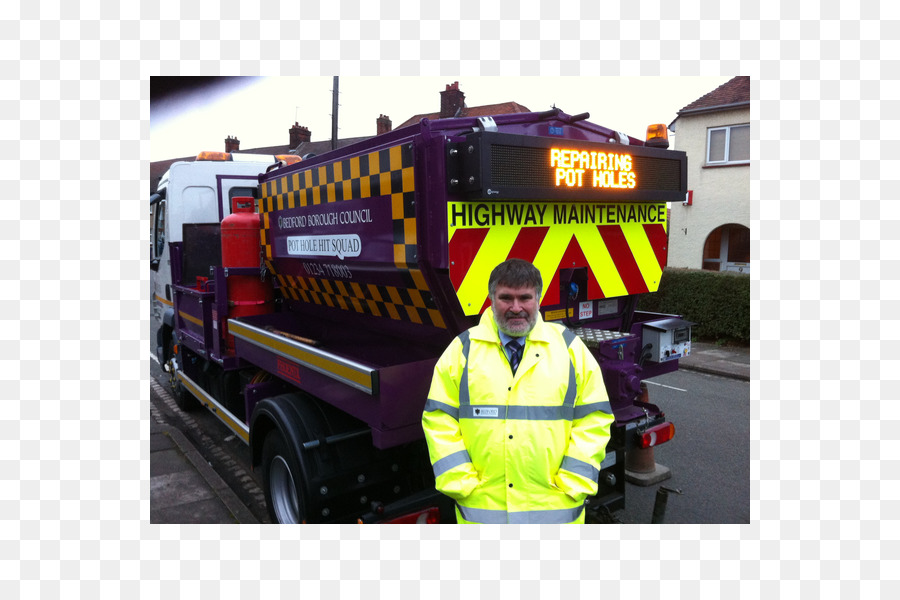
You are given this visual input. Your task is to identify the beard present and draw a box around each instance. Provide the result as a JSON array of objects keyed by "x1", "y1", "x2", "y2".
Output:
[{"x1": 495, "y1": 309, "x2": 537, "y2": 337}]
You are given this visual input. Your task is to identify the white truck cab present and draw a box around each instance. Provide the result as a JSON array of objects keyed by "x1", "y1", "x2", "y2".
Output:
[{"x1": 150, "y1": 152, "x2": 299, "y2": 366}]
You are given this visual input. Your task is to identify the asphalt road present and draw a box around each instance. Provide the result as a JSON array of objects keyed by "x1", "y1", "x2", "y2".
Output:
[
  {"x1": 619, "y1": 369, "x2": 750, "y2": 524},
  {"x1": 149, "y1": 351, "x2": 749, "y2": 525}
]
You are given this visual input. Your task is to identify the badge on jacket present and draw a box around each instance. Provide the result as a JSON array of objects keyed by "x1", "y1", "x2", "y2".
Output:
[{"x1": 473, "y1": 407, "x2": 499, "y2": 418}]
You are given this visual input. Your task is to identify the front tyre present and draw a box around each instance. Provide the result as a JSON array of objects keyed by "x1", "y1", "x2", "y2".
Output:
[
  {"x1": 261, "y1": 429, "x2": 305, "y2": 524},
  {"x1": 167, "y1": 343, "x2": 198, "y2": 412},
  {"x1": 170, "y1": 369, "x2": 198, "y2": 412}
]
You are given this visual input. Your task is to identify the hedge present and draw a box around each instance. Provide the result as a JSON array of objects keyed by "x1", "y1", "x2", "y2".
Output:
[{"x1": 636, "y1": 268, "x2": 750, "y2": 345}]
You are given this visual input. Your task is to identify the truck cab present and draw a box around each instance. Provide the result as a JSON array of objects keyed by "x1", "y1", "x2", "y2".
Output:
[{"x1": 150, "y1": 153, "x2": 299, "y2": 374}]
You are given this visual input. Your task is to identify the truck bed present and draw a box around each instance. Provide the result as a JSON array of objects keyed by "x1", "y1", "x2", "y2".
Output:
[{"x1": 230, "y1": 311, "x2": 440, "y2": 448}]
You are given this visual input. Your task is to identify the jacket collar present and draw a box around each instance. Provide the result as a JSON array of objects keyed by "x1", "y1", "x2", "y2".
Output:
[{"x1": 471, "y1": 307, "x2": 554, "y2": 345}]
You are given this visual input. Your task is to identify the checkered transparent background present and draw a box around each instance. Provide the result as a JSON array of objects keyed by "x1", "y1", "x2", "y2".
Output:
[{"x1": 1, "y1": 0, "x2": 896, "y2": 596}]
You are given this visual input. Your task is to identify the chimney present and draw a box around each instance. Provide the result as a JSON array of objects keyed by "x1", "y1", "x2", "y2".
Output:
[
  {"x1": 289, "y1": 122, "x2": 311, "y2": 148},
  {"x1": 224, "y1": 135, "x2": 240, "y2": 152},
  {"x1": 440, "y1": 81, "x2": 465, "y2": 118},
  {"x1": 376, "y1": 114, "x2": 392, "y2": 135}
]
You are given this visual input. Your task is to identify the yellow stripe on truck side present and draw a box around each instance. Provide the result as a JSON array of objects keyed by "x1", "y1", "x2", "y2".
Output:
[
  {"x1": 228, "y1": 319, "x2": 377, "y2": 395},
  {"x1": 155, "y1": 294, "x2": 173, "y2": 307},
  {"x1": 178, "y1": 310, "x2": 203, "y2": 327},
  {"x1": 177, "y1": 370, "x2": 250, "y2": 444}
]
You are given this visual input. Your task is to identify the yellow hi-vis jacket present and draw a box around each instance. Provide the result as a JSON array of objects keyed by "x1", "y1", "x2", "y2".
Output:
[{"x1": 422, "y1": 308, "x2": 614, "y2": 524}]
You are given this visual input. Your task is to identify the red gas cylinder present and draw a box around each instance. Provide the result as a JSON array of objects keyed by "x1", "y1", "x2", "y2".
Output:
[{"x1": 221, "y1": 196, "x2": 273, "y2": 351}]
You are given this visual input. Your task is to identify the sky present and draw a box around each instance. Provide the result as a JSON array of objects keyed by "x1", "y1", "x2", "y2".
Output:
[{"x1": 150, "y1": 76, "x2": 733, "y2": 162}]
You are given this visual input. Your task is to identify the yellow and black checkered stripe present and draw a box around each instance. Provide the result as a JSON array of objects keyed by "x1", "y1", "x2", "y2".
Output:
[
  {"x1": 270, "y1": 271, "x2": 446, "y2": 329},
  {"x1": 259, "y1": 143, "x2": 446, "y2": 329}
]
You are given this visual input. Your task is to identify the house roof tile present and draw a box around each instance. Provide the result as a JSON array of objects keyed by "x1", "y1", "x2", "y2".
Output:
[
  {"x1": 396, "y1": 101, "x2": 531, "y2": 129},
  {"x1": 678, "y1": 76, "x2": 750, "y2": 115}
]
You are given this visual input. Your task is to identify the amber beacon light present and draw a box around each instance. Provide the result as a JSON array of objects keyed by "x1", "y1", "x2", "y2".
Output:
[{"x1": 645, "y1": 124, "x2": 669, "y2": 149}]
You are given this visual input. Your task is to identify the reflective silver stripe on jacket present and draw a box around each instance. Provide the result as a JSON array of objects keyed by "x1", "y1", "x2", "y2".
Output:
[
  {"x1": 573, "y1": 401, "x2": 612, "y2": 420},
  {"x1": 423, "y1": 398, "x2": 459, "y2": 420},
  {"x1": 457, "y1": 503, "x2": 585, "y2": 524},
  {"x1": 457, "y1": 327, "x2": 584, "y2": 422},
  {"x1": 563, "y1": 359, "x2": 577, "y2": 409},
  {"x1": 458, "y1": 330, "x2": 471, "y2": 408},
  {"x1": 460, "y1": 404, "x2": 575, "y2": 421},
  {"x1": 432, "y1": 449, "x2": 472, "y2": 478},
  {"x1": 559, "y1": 455, "x2": 600, "y2": 482}
]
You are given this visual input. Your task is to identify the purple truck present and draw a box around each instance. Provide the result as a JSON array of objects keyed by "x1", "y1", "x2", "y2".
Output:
[{"x1": 160, "y1": 109, "x2": 690, "y2": 523}]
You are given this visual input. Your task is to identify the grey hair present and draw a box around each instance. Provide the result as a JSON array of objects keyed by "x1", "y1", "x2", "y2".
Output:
[{"x1": 488, "y1": 258, "x2": 543, "y2": 300}]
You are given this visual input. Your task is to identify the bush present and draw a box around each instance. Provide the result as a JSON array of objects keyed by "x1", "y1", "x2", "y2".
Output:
[{"x1": 636, "y1": 268, "x2": 750, "y2": 345}]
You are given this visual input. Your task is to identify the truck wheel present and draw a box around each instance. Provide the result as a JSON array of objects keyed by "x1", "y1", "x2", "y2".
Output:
[
  {"x1": 166, "y1": 334, "x2": 198, "y2": 412},
  {"x1": 261, "y1": 429, "x2": 305, "y2": 524},
  {"x1": 171, "y1": 373, "x2": 197, "y2": 412}
]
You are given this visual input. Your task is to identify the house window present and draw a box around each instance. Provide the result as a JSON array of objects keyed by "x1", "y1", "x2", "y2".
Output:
[
  {"x1": 702, "y1": 224, "x2": 750, "y2": 273},
  {"x1": 707, "y1": 124, "x2": 749, "y2": 165}
]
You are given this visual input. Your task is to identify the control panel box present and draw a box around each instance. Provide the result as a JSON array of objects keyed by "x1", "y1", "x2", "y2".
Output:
[{"x1": 641, "y1": 318, "x2": 693, "y2": 363}]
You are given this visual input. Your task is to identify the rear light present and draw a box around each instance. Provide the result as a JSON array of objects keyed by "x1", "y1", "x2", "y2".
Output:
[
  {"x1": 358, "y1": 506, "x2": 441, "y2": 524},
  {"x1": 637, "y1": 422, "x2": 675, "y2": 449}
]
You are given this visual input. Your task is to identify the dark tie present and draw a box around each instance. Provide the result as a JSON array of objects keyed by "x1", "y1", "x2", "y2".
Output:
[{"x1": 506, "y1": 340, "x2": 523, "y2": 374}]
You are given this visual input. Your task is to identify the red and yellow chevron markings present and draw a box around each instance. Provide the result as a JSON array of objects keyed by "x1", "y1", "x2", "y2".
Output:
[{"x1": 448, "y1": 201, "x2": 668, "y2": 316}]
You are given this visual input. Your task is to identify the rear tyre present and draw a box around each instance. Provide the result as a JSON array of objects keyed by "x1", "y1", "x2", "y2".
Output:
[{"x1": 261, "y1": 428, "x2": 305, "y2": 524}]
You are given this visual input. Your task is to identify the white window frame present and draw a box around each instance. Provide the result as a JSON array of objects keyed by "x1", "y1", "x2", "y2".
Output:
[{"x1": 706, "y1": 124, "x2": 749, "y2": 166}]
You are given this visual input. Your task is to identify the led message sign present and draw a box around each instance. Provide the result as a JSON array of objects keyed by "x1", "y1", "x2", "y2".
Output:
[
  {"x1": 449, "y1": 131, "x2": 687, "y2": 204},
  {"x1": 550, "y1": 148, "x2": 636, "y2": 189}
]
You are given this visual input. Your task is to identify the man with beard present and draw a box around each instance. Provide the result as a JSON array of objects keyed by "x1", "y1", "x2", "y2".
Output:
[{"x1": 422, "y1": 259, "x2": 614, "y2": 524}]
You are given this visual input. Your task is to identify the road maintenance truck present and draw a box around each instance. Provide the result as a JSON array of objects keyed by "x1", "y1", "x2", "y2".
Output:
[{"x1": 151, "y1": 109, "x2": 691, "y2": 524}]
